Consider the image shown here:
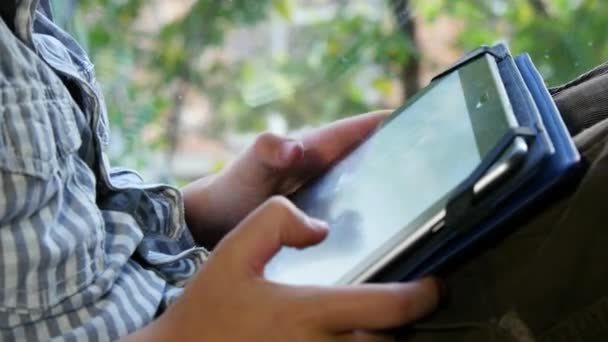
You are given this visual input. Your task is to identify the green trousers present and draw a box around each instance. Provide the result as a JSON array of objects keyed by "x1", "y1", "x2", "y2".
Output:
[{"x1": 398, "y1": 63, "x2": 608, "y2": 342}]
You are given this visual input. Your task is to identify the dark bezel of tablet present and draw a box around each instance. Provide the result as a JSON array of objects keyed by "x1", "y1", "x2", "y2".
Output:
[
  {"x1": 268, "y1": 54, "x2": 528, "y2": 286},
  {"x1": 344, "y1": 55, "x2": 528, "y2": 284}
]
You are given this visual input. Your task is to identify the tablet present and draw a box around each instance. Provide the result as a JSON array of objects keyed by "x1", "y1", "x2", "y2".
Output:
[{"x1": 265, "y1": 54, "x2": 528, "y2": 286}]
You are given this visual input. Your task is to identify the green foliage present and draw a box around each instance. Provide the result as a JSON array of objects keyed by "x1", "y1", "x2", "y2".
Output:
[
  {"x1": 153, "y1": 0, "x2": 274, "y2": 80},
  {"x1": 414, "y1": 0, "x2": 608, "y2": 85},
  {"x1": 55, "y1": 0, "x2": 606, "y2": 176}
]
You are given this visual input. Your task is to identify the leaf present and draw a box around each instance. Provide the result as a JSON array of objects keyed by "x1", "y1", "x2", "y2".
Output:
[
  {"x1": 211, "y1": 160, "x2": 226, "y2": 174},
  {"x1": 372, "y1": 77, "x2": 394, "y2": 97},
  {"x1": 413, "y1": 0, "x2": 446, "y2": 19},
  {"x1": 272, "y1": 0, "x2": 293, "y2": 20}
]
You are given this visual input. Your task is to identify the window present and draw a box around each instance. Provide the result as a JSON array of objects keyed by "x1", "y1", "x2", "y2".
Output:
[{"x1": 53, "y1": 0, "x2": 607, "y2": 183}]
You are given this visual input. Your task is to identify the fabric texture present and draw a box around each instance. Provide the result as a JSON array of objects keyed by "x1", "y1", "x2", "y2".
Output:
[
  {"x1": 0, "y1": 0, "x2": 207, "y2": 340},
  {"x1": 551, "y1": 63, "x2": 608, "y2": 136}
]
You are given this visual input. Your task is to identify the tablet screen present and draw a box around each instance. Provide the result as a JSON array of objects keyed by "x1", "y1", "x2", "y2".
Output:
[{"x1": 265, "y1": 56, "x2": 512, "y2": 285}]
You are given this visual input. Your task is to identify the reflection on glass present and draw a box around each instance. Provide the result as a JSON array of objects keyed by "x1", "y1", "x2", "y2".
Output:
[{"x1": 265, "y1": 71, "x2": 483, "y2": 285}]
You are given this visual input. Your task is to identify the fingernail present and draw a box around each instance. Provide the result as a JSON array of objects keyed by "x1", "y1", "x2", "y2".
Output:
[
  {"x1": 310, "y1": 218, "x2": 329, "y2": 232},
  {"x1": 279, "y1": 140, "x2": 303, "y2": 164}
]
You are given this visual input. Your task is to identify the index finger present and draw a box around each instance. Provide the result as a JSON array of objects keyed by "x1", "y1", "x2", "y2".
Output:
[
  {"x1": 308, "y1": 278, "x2": 440, "y2": 332},
  {"x1": 297, "y1": 110, "x2": 392, "y2": 171}
]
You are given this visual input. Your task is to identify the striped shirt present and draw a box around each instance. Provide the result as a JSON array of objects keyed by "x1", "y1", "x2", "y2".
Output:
[{"x1": 0, "y1": 0, "x2": 208, "y2": 340}]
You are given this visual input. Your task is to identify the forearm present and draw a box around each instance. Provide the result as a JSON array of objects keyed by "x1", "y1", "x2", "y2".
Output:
[{"x1": 118, "y1": 315, "x2": 180, "y2": 342}]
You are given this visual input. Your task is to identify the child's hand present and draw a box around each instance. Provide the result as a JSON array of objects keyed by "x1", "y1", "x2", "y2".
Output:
[
  {"x1": 183, "y1": 110, "x2": 391, "y2": 248},
  {"x1": 130, "y1": 196, "x2": 440, "y2": 342}
]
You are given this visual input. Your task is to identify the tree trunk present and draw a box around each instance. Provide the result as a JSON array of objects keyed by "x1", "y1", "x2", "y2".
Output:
[
  {"x1": 391, "y1": 0, "x2": 421, "y2": 100},
  {"x1": 528, "y1": 0, "x2": 550, "y2": 17},
  {"x1": 166, "y1": 79, "x2": 189, "y2": 167}
]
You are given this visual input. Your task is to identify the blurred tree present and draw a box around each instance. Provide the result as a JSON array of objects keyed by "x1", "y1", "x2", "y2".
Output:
[
  {"x1": 391, "y1": 0, "x2": 421, "y2": 98},
  {"x1": 52, "y1": 0, "x2": 607, "y2": 179},
  {"x1": 414, "y1": 0, "x2": 608, "y2": 86},
  {"x1": 55, "y1": 0, "x2": 277, "y2": 169}
]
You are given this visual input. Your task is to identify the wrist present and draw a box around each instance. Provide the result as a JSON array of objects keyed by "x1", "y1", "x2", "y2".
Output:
[
  {"x1": 118, "y1": 318, "x2": 174, "y2": 342},
  {"x1": 182, "y1": 174, "x2": 229, "y2": 249}
]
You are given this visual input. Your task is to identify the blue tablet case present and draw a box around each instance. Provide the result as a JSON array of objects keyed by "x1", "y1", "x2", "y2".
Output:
[{"x1": 371, "y1": 44, "x2": 581, "y2": 283}]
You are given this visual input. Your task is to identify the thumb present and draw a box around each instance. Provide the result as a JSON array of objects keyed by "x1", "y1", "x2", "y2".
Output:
[{"x1": 215, "y1": 196, "x2": 328, "y2": 276}]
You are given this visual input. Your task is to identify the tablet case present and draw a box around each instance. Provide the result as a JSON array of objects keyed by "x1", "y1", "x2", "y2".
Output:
[{"x1": 371, "y1": 43, "x2": 581, "y2": 283}]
